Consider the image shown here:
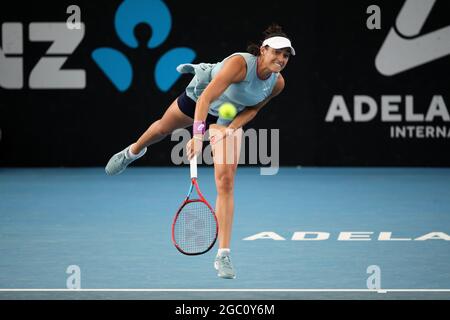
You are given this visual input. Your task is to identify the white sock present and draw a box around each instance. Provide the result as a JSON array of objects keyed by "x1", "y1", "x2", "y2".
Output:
[
  {"x1": 217, "y1": 248, "x2": 230, "y2": 257},
  {"x1": 126, "y1": 144, "x2": 146, "y2": 160}
]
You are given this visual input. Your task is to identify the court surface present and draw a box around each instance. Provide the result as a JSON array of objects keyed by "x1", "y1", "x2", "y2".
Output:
[{"x1": 0, "y1": 167, "x2": 449, "y2": 299}]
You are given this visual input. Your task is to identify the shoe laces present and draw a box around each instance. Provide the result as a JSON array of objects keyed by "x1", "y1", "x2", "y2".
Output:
[
  {"x1": 118, "y1": 151, "x2": 129, "y2": 164},
  {"x1": 220, "y1": 255, "x2": 233, "y2": 270}
]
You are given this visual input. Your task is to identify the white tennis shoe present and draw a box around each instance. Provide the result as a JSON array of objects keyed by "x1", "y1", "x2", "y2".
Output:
[
  {"x1": 105, "y1": 145, "x2": 146, "y2": 175},
  {"x1": 214, "y1": 253, "x2": 236, "y2": 279}
]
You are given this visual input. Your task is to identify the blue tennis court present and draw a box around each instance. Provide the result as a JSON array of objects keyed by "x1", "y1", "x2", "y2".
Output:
[{"x1": 1, "y1": 167, "x2": 449, "y2": 299}]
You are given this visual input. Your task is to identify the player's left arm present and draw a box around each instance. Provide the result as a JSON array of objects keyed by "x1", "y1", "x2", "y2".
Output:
[{"x1": 228, "y1": 74, "x2": 285, "y2": 130}]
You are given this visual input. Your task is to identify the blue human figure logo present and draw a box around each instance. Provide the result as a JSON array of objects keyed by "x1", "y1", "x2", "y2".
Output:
[{"x1": 92, "y1": 0, "x2": 196, "y2": 92}]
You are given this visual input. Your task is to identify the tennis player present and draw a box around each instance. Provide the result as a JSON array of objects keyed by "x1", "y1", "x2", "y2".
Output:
[{"x1": 105, "y1": 24, "x2": 295, "y2": 279}]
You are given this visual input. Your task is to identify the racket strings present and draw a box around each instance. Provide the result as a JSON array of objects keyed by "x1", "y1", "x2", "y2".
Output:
[{"x1": 174, "y1": 201, "x2": 217, "y2": 254}]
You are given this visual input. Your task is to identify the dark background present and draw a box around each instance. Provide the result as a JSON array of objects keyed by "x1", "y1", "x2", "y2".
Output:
[{"x1": 1, "y1": 0, "x2": 449, "y2": 167}]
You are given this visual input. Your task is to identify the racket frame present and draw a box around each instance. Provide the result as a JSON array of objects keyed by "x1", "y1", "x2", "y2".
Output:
[{"x1": 171, "y1": 155, "x2": 218, "y2": 255}]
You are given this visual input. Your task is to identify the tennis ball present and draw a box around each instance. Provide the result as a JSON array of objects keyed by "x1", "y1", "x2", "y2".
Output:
[{"x1": 218, "y1": 103, "x2": 237, "y2": 120}]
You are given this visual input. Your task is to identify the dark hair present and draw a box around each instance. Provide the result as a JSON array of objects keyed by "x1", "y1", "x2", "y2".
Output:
[{"x1": 247, "y1": 23, "x2": 289, "y2": 56}]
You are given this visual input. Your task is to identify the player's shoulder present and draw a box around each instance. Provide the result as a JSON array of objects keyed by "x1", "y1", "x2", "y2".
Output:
[
  {"x1": 221, "y1": 54, "x2": 247, "y2": 82},
  {"x1": 223, "y1": 54, "x2": 247, "y2": 69}
]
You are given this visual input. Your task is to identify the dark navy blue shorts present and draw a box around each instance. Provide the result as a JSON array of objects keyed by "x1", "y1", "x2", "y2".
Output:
[{"x1": 177, "y1": 91, "x2": 219, "y2": 128}]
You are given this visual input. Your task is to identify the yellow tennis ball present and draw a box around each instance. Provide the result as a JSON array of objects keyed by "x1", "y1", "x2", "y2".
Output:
[{"x1": 218, "y1": 103, "x2": 237, "y2": 120}]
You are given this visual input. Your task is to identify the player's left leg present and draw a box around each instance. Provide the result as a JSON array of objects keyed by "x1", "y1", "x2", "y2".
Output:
[
  {"x1": 210, "y1": 125, "x2": 243, "y2": 279},
  {"x1": 105, "y1": 97, "x2": 193, "y2": 176}
]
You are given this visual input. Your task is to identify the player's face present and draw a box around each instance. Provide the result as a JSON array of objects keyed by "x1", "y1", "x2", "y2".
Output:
[{"x1": 261, "y1": 47, "x2": 291, "y2": 72}]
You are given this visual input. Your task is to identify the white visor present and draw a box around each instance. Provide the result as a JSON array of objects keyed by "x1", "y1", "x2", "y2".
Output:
[{"x1": 262, "y1": 36, "x2": 296, "y2": 56}]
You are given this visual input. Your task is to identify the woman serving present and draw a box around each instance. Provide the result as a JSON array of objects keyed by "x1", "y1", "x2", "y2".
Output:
[{"x1": 106, "y1": 24, "x2": 295, "y2": 279}]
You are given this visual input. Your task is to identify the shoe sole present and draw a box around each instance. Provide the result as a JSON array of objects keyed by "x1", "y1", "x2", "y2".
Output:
[
  {"x1": 105, "y1": 166, "x2": 126, "y2": 176},
  {"x1": 218, "y1": 273, "x2": 236, "y2": 279}
]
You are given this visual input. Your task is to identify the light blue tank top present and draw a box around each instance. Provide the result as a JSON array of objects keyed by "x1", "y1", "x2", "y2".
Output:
[{"x1": 177, "y1": 52, "x2": 279, "y2": 125}]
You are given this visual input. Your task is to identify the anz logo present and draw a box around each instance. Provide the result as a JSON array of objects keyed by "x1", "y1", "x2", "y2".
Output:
[
  {"x1": 0, "y1": 22, "x2": 85, "y2": 89},
  {"x1": 92, "y1": 0, "x2": 196, "y2": 92},
  {"x1": 0, "y1": 0, "x2": 195, "y2": 91}
]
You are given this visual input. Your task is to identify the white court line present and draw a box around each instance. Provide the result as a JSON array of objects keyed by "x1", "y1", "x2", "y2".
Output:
[{"x1": 0, "y1": 289, "x2": 449, "y2": 292}]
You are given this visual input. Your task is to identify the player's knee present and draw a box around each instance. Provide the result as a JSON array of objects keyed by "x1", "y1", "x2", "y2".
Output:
[
  {"x1": 154, "y1": 120, "x2": 170, "y2": 137},
  {"x1": 216, "y1": 173, "x2": 234, "y2": 194}
]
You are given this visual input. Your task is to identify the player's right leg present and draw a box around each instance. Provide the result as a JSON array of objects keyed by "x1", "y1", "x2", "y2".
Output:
[{"x1": 105, "y1": 98, "x2": 193, "y2": 175}]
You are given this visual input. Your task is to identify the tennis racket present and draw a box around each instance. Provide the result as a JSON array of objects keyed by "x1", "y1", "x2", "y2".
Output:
[{"x1": 172, "y1": 155, "x2": 218, "y2": 255}]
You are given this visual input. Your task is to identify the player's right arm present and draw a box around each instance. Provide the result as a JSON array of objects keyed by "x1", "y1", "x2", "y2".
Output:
[{"x1": 187, "y1": 55, "x2": 247, "y2": 159}]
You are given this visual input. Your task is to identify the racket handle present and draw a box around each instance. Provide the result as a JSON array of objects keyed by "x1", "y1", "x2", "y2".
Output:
[{"x1": 190, "y1": 154, "x2": 197, "y2": 178}]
